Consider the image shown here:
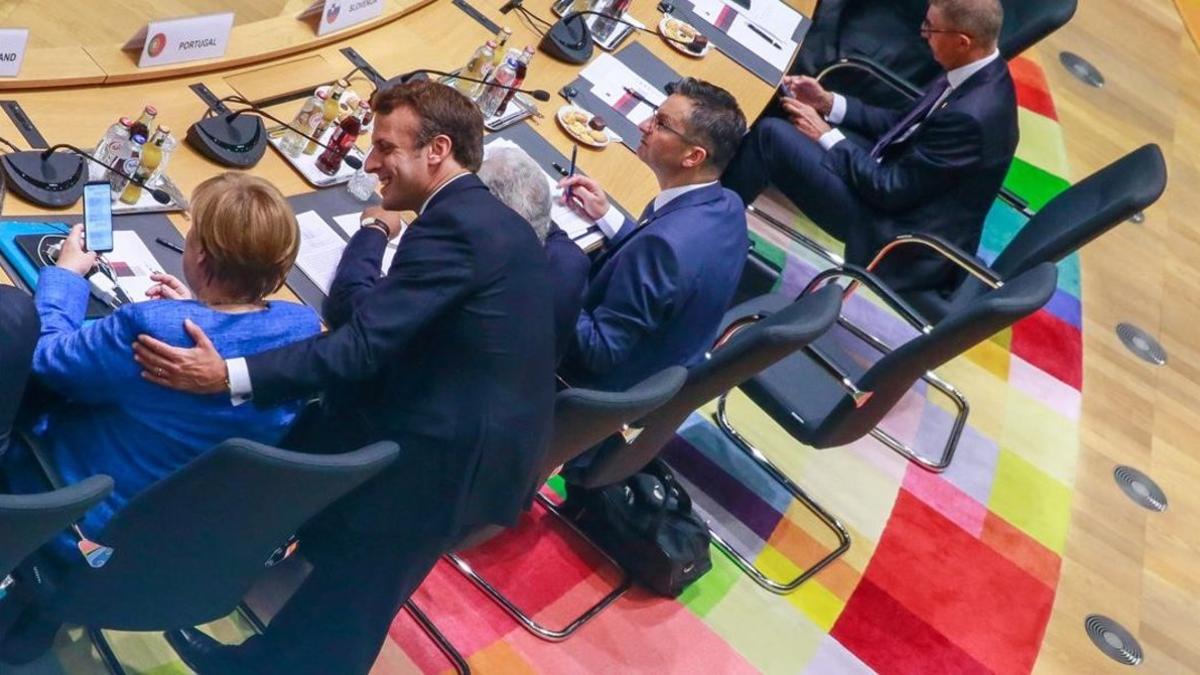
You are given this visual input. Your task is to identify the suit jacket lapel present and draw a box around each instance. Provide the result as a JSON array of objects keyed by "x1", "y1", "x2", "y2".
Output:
[{"x1": 590, "y1": 183, "x2": 725, "y2": 276}]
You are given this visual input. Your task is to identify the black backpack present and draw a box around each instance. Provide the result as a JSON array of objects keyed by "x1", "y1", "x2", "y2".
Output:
[{"x1": 564, "y1": 459, "x2": 712, "y2": 597}]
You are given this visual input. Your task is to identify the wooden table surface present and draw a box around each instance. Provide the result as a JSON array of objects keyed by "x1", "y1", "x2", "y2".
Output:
[{"x1": 0, "y1": 0, "x2": 813, "y2": 302}]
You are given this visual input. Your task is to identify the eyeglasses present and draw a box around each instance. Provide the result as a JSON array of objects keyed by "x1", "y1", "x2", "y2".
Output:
[
  {"x1": 645, "y1": 110, "x2": 707, "y2": 150},
  {"x1": 919, "y1": 19, "x2": 970, "y2": 37}
]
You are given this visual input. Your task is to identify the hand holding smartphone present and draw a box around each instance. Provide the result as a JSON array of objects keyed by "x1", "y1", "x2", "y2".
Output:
[{"x1": 82, "y1": 181, "x2": 113, "y2": 253}]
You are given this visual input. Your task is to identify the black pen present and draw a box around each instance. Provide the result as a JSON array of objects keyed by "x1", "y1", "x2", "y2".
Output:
[
  {"x1": 746, "y1": 22, "x2": 782, "y2": 49},
  {"x1": 564, "y1": 144, "x2": 579, "y2": 203},
  {"x1": 623, "y1": 86, "x2": 659, "y2": 109},
  {"x1": 155, "y1": 237, "x2": 184, "y2": 254}
]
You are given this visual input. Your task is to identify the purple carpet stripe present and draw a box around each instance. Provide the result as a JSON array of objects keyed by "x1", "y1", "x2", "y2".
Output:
[
  {"x1": 679, "y1": 415, "x2": 794, "y2": 513},
  {"x1": 675, "y1": 471, "x2": 771, "y2": 558},
  {"x1": 662, "y1": 435, "x2": 786, "y2": 541},
  {"x1": 1043, "y1": 288, "x2": 1081, "y2": 329}
]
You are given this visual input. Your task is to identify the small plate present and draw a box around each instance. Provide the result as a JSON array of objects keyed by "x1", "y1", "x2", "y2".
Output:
[
  {"x1": 659, "y1": 16, "x2": 710, "y2": 57},
  {"x1": 556, "y1": 105, "x2": 616, "y2": 148}
]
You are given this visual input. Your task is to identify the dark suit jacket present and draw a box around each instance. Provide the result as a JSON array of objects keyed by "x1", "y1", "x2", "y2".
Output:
[
  {"x1": 792, "y1": 0, "x2": 939, "y2": 107},
  {"x1": 543, "y1": 225, "x2": 589, "y2": 366},
  {"x1": 249, "y1": 174, "x2": 556, "y2": 541},
  {"x1": 561, "y1": 183, "x2": 747, "y2": 391},
  {"x1": 826, "y1": 57, "x2": 1018, "y2": 292}
]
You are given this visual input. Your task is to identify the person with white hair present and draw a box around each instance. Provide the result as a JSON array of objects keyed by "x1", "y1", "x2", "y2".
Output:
[{"x1": 479, "y1": 146, "x2": 589, "y2": 364}]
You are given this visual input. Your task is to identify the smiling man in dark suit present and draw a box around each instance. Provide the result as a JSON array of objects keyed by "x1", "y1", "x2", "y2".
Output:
[
  {"x1": 723, "y1": 0, "x2": 1017, "y2": 295},
  {"x1": 135, "y1": 80, "x2": 556, "y2": 675},
  {"x1": 557, "y1": 78, "x2": 748, "y2": 391}
]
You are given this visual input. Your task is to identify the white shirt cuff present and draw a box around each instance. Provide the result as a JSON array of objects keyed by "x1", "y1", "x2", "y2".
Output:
[
  {"x1": 818, "y1": 129, "x2": 846, "y2": 151},
  {"x1": 827, "y1": 94, "x2": 847, "y2": 124},
  {"x1": 596, "y1": 204, "x2": 626, "y2": 239},
  {"x1": 226, "y1": 357, "x2": 253, "y2": 406}
]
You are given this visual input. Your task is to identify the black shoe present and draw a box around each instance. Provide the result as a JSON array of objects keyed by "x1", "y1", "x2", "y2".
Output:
[{"x1": 164, "y1": 627, "x2": 250, "y2": 675}]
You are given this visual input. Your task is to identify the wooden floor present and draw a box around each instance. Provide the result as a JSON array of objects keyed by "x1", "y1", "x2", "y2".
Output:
[{"x1": 1032, "y1": 0, "x2": 1200, "y2": 672}]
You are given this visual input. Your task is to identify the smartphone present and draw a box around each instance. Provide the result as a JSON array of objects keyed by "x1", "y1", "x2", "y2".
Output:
[{"x1": 82, "y1": 181, "x2": 113, "y2": 253}]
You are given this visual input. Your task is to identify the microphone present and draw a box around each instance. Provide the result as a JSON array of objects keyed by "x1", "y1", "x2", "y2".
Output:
[
  {"x1": 385, "y1": 69, "x2": 552, "y2": 102},
  {"x1": 547, "y1": 11, "x2": 701, "y2": 62},
  {"x1": 186, "y1": 98, "x2": 364, "y2": 170},
  {"x1": 0, "y1": 141, "x2": 168, "y2": 208},
  {"x1": 40, "y1": 143, "x2": 171, "y2": 205}
]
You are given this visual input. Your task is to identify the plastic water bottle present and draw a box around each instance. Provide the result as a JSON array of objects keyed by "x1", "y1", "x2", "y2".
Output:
[{"x1": 477, "y1": 51, "x2": 521, "y2": 118}]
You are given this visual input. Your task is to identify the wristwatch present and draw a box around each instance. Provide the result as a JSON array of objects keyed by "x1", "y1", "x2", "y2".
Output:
[{"x1": 360, "y1": 217, "x2": 389, "y2": 237}]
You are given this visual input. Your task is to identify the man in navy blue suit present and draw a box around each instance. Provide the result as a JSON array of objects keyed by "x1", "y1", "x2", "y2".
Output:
[
  {"x1": 558, "y1": 78, "x2": 749, "y2": 391},
  {"x1": 723, "y1": 0, "x2": 1017, "y2": 294},
  {"x1": 137, "y1": 81, "x2": 556, "y2": 675}
]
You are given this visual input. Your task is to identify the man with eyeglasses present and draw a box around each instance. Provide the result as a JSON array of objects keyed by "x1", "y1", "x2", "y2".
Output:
[
  {"x1": 557, "y1": 77, "x2": 748, "y2": 390},
  {"x1": 722, "y1": 0, "x2": 1016, "y2": 296}
]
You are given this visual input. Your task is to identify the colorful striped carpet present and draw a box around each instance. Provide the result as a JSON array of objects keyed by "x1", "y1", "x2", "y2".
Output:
[{"x1": 31, "y1": 55, "x2": 1080, "y2": 675}]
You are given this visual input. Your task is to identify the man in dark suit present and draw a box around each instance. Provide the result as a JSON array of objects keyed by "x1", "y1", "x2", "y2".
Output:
[
  {"x1": 0, "y1": 286, "x2": 37, "y2": 457},
  {"x1": 135, "y1": 81, "x2": 556, "y2": 675},
  {"x1": 478, "y1": 145, "x2": 589, "y2": 365},
  {"x1": 723, "y1": 0, "x2": 1017, "y2": 294},
  {"x1": 557, "y1": 78, "x2": 748, "y2": 391}
]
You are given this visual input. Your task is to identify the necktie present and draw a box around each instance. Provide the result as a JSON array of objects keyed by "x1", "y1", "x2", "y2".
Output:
[{"x1": 869, "y1": 74, "x2": 951, "y2": 159}]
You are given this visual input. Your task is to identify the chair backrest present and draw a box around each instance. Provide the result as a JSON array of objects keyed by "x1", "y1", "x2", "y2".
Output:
[
  {"x1": 51, "y1": 439, "x2": 399, "y2": 630},
  {"x1": 815, "y1": 263, "x2": 1057, "y2": 447},
  {"x1": 544, "y1": 367, "x2": 688, "y2": 474},
  {"x1": 575, "y1": 285, "x2": 843, "y2": 489},
  {"x1": 0, "y1": 476, "x2": 112, "y2": 579},
  {"x1": 948, "y1": 144, "x2": 1166, "y2": 310},
  {"x1": 999, "y1": 0, "x2": 1078, "y2": 59}
]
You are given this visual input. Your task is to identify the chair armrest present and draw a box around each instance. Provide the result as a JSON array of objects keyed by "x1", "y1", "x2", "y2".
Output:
[
  {"x1": 815, "y1": 56, "x2": 923, "y2": 100},
  {"x1": 800, "y1": 264, "x2": 933, "y2": 334},
  {"x1": 864, "y1": 233, "x2": 1004, "y2": 289}
]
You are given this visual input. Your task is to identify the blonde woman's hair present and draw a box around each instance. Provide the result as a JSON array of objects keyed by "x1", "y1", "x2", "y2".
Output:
[{"x1": 188, "y1": 172, "x2": 299, "y2": 303}]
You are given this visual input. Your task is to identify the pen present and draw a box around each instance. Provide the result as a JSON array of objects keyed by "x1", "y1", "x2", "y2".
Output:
[
  {"x1": 746, "y1": 22, "x2": 782, "y2": 49},
  {"x1": 564, "y1": 144, "x2": 579, "y2": 203},
  {"x1": 155, "y1": 237, "x2": 184, "y2": 254},
  {"x1": 623, "y1": 86, "x2": 660, "y2": 109}
]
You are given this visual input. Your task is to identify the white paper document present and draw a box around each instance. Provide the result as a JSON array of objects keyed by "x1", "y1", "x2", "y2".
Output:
[
  {"x1": 691, "y1": 0, "x2": 799, "y2": 71},
  {"x1": 295, "y1": 211, "x2": 347, "y2": 294},
  {"x1": 579, "y1": 53, "x2": 666, "y2": 129},
  {"x1": 483, "y1": 139, "x2": 596, "y2": 241},
  {"x1": 104, "y1": 231, "x2": 165, "y2": 302},
  {"x1": 332, "y1": 212, "x2": 400, "y2": 274}
]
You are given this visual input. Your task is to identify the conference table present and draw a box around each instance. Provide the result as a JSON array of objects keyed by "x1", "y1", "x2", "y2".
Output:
[{"x1": 0, "y1": 0, "x2": 814, "y2": 302}]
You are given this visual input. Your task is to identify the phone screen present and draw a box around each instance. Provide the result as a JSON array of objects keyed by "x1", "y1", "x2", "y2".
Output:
[{"x1": 83, "y1": 181, "x2": 113, "y2": 253}]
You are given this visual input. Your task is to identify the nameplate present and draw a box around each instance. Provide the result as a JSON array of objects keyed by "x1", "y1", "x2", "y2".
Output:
[
  {"x1": 297, "y1": 0, "x2": 386, "y2": 36},
  {"x1": 0, "y1": 29, "x2": 29, "y2": 78},
  {"x1": 122, "y1": 12, "x2": 235, "y2": 68}
]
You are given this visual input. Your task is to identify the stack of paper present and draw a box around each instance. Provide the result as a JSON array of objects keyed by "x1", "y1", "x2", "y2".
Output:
[
  {"x1": 579, "y1": 53, "x2": 666, "y2": 128},
  {"x1": 690, "y1": 0, "x2": 800, "y2": 71}
]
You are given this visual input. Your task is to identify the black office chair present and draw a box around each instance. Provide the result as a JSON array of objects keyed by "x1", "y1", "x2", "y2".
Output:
[
  {"x1": 441, "y1": 366, "x2": 687, "y2": 642},
  {"x1": 0, "y1": 477, "x2": 113, "y2": 637},
  {"x1": 717, "y1": 262, "x2": 1057, "y2": 487},
  {"x1": 568, "y1": 285, "x2": 844, "y2": 594},
  {"x1": 870, "y1": 143, "x2": 1167, "y2": 323},
  {"x1": 36, "y1": 438, "x2": 399, "y2": 674},
  {"x1": 813, "y1": 0, "x2": 1079, "y2": 103}
]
